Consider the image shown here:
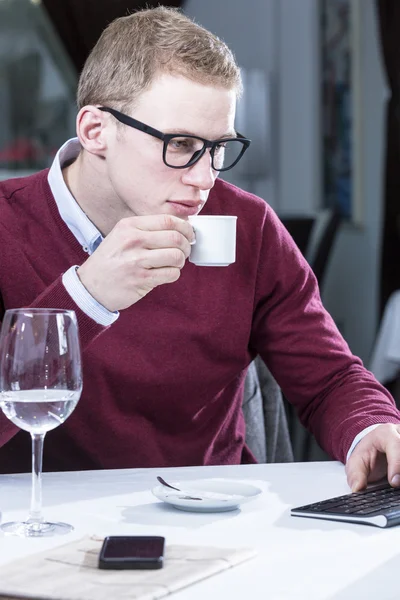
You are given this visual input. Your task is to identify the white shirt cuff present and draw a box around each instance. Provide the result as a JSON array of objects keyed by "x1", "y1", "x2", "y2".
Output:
[
  {"x1": 346, "y1": 424, "x2": 381, "y2": 462},
  {"x1": 62, "y1": 265, "x2": 119, "y2": 326}
]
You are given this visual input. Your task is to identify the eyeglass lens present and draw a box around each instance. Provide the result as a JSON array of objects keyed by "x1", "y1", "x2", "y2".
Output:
[{"x1": 165, "y1": 136, "x2": 245, "y2": 170}]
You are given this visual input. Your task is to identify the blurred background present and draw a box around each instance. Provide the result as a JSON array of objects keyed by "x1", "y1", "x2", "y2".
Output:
[{"x1": 1, "y1": 0, "x2": 399, "y2": 461}]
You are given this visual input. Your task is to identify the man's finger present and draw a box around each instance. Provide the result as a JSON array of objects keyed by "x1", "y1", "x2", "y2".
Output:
[
  {"x1": 383, "y1": 425, "x2": 400, "y2": 486},
  {"x1": 134, "y1": 230, "x2": 192, "y2": 258},
  {"x1": 139, "y1": 247, "x2": 186, "y2": 270},
  {"x1": 346, "y1": 455, "x2": 369, "y2": 492},
  {"x1": 123, "y1": 214, "x2": 195, "y2": 242}
]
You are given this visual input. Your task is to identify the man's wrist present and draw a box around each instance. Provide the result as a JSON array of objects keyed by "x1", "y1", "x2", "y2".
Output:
[
  {"x1": 346, "y1": 424, "x2": 382, "y2": 462},
  {"x1": 62, "y1": 265, "x2": 119, "y2": 326}
]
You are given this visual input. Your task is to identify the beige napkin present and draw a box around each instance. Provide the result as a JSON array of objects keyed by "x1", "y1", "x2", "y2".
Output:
[{"x1": 0, "y1": 536, "x2": 256, "y2": 600}]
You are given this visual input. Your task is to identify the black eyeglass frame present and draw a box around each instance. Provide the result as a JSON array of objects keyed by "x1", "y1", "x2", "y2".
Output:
[{"x1": 98, "y1": 106, "x2": 251, "y2": 172}]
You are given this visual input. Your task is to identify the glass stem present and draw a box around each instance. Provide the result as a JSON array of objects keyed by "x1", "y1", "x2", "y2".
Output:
[{"x1": 28, "y1": 433, "x2": 45, "y2": 524}]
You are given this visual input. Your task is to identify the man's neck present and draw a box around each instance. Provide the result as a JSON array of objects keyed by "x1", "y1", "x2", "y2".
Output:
[{"x1": 62, "y1": 153, "x2": 129, "y2": 237}]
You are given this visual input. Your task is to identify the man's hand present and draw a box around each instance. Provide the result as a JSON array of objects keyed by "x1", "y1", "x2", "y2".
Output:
[
  {"x1": 77, "y1": 214, "x2": 195, "y2": 312},
  {"x1": 345, "y1": 423, "x2": 400, "y2": 492}
]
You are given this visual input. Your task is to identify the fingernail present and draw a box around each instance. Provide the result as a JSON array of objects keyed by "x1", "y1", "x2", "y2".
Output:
[
  {"x1": 391, "y1": 474, "x2": 400, "y2": 487},
  {"x1": 351, "y1": 480, "x2": 361, "y2": 492}
]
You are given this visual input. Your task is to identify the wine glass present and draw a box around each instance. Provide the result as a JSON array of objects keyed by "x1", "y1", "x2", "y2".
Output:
[{"x1": 0, "y1": 308, "x2": 82, "y2": 537}]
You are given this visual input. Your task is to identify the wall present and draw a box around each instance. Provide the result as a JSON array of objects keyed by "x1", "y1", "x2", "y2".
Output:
[
  {"x1": 322, "y1": 1, "x2": 388, "y2": 363},
  {"x1": 184, "y1": 0, "x2": 277, "y2": 207},
  {"x1": 277, "y1": 0, "x2": 321, "y2": 216},
  {"x1": 184, "y1": 0, "x2": 321, "y2": 212},
  {"x1": 184, "y1": 0, "x2": 388, "y2": 364}
]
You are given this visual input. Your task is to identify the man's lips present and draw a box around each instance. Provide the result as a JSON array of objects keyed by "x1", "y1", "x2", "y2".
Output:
[{"x1": 167, "y1": 200, "x2": 203, "y2": 217}]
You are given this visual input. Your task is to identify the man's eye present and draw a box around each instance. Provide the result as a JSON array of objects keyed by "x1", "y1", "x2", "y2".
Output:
[
  {"x1": 214, "y1": 142, "x2": 227, "y2": 153},
  {"x1": 169, "y1": 138, "x2": 194, "y2": 151}
]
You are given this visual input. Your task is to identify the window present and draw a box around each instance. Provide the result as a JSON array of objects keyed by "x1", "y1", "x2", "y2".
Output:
[{"x1": 0, "y1": 0, "x2": 77, "y2": 179}]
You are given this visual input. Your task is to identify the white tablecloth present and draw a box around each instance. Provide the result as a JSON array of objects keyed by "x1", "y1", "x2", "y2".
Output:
[{"x1": 1, "y1": 462, "x2": 400, "y2": 599}]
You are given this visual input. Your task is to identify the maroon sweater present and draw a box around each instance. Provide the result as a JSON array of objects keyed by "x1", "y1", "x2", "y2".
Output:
[{"x1": 0, "y1": 170, "x2": 399, "y2": 473}]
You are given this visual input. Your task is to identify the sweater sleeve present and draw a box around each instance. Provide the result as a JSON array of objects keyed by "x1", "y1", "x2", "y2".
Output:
[
  {"x1": 250, "y1": 206, "x2": 400, "y2": 464},
  {"x1": 31, "y1": 275, "x2": 108, "y2": 348}
]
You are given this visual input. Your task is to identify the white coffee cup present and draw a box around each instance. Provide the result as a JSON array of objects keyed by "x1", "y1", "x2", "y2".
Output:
[{"x1": 188, "y1": 215, "x2": 237, "y2": 267}]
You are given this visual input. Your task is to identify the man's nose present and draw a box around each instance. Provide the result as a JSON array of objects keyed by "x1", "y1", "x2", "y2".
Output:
[{"x1": 181, "y1": 150, "x2": 217, "y2": 190}]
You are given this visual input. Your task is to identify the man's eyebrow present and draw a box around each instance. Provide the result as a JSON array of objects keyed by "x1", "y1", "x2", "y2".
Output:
[
  {"x1": 220, "y1": 130, "x2": 238, "y2": 139},
  {"x1": 163, "y1": 128, "x2": 238, "y2": 139}
]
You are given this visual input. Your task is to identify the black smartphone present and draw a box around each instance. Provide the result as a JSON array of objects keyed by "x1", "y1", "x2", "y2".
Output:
[{"x1": 98, "y1": 535, "x2": 165, "y2": 570}]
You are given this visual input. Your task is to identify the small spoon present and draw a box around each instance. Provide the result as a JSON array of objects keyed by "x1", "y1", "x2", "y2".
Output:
[
  {"x1": 156, "y1": 476, "x2": 181, "y2": 491},
  {"x1": 156, "y1": 476, "x2": 234, "y2": 502},
  {"x1": 156, "y1": 476, "x2": 203, "y2": 500}
]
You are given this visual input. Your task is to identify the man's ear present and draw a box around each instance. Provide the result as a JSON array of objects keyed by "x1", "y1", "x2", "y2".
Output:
[{"x1": 76, "y1": 106, "x2": 109, "y2": 156}]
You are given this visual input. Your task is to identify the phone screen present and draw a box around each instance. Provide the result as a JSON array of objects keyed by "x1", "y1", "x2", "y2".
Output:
[
  {"x1": 99, "y1": 536, "x2": 165, "y2": 570},
  {"x1": 102, "y1": 536, "x2": 165, "y2": 559}
]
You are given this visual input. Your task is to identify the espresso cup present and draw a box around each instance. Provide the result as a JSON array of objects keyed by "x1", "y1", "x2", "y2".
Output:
[{"x1": 188, "y1": 215, "x2": 237, "y2": 267}]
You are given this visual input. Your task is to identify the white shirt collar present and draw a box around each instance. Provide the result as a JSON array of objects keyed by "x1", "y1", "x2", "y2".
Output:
[{"x1": 47, "y1": 138, "x2": 103, "y2": 254}]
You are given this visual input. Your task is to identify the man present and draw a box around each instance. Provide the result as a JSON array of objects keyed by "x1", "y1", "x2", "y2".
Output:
[{"x1": 0, "y1": 7, "x2": 399, "y2": 491}]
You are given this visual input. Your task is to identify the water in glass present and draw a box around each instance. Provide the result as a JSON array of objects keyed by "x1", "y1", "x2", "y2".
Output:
[{"x1": 0, "y1": 308, "x2": 82, "y2": 537}]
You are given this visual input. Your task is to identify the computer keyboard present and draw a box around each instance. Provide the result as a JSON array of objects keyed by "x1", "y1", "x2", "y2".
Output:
[{"x1": 291, "y1": 482, "x2": 400, "y2": 528}]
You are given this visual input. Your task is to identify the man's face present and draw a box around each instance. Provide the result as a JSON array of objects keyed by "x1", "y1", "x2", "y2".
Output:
[{"x1": 104, "y1": 74, "x2": 237, "y2": 219}]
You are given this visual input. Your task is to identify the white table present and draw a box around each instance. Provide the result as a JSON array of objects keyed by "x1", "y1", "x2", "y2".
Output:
[{"x1": 1, "y1": 461, "x2": 400, "y2": 600}]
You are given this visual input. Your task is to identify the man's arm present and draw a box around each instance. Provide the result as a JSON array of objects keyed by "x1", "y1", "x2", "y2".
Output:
[
  {"x1": 0, "y1": 213, "x2": 195, "y2": 450},
  {"x1": 250, "y1": 205, "x2": 400, "y2": 468}
]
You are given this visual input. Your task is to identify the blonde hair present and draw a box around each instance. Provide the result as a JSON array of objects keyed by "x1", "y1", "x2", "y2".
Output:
[{"x1": 77, "y1": 6, "x2": 242, "y2": 111}]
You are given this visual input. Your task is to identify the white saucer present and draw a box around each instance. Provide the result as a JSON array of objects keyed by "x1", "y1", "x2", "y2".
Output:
[{"x1": 151, "y1": 478, "x2": 262, "y2": 513}]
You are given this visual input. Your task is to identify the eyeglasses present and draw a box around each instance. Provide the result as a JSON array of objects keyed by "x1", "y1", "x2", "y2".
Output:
[{"x1": 99, "y1": 106, "x2": 251, "y2": 172}]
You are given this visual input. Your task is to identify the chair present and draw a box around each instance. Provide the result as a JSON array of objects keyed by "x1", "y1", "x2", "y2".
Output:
[
  {"x1": 305, "y1": 208, "x2": 342, "y2": 289},
  {"x1": 281, "y1": 207, "x2": 342, "y2": 290},
  {"x1": 279, "y1": 216, "x2": 314, "y2": 255},
  {"x1": 243, "y1": 357, "x2": 293, "y2": 463}
]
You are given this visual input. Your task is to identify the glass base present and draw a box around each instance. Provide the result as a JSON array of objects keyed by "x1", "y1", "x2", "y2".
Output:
[{"x1": 0, "y1": 520, "x2": 73, "y2": 537}]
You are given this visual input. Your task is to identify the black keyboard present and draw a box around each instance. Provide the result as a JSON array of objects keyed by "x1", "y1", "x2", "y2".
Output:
[{"x1": 291, "y1": 482, "x2": 400, "y2": 528}]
